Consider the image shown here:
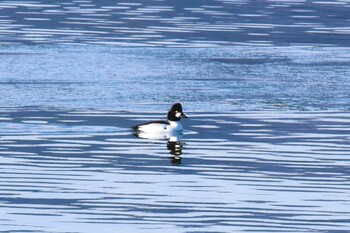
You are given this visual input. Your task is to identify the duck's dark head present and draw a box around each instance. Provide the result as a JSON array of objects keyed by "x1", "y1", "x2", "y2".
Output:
[{"x1": 167, "y1": 103, "x2": 188, "y2": 121}]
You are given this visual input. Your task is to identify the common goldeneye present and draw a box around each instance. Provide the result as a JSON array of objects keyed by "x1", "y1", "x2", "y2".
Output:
[{"x1": 133, "y1": 103, "x2": 188, "y2": 139}]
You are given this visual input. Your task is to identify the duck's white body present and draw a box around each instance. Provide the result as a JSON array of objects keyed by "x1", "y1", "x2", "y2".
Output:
[
  {"x1": 136, "y1": 122, "x2": 183, "y2": 140},
  {"x1": 137, "y1": 121, "x2": 183, "y2": 134}
]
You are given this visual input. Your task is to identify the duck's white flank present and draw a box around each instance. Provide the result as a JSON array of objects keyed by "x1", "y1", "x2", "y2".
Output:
[{"x1": 137, "y1": 121, "x2": 183, "y2": 134}]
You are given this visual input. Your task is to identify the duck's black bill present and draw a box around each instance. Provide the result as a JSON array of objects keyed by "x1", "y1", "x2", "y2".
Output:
[{"x1": 180, "y1": 113, "x2": 188, "y2": 118}]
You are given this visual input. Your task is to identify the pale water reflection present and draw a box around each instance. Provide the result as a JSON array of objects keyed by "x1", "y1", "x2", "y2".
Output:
[
  {"x1": 1, "y1": 0, "x2": 350, "y2": 46},
  {"x1": 1, "y1": 46, "x2": 350, "y2": 112},
  {"x1": 0, "y1": 107, "x2": 349, "y2": 232}
]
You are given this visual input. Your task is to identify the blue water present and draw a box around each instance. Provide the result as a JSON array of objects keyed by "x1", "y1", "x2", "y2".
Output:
[
  {"x1": 1, "y1": 1, "x2": 350, "y2": 233},
  {"x1": 1, "y1": 108, "x2": 350, "y2": 232},
  {"x1": 0, "y1": 0, "x2": 350, "y2": 47},
  {"x1": 1, "y1": 46, "x2": 350, "y2": 111}
]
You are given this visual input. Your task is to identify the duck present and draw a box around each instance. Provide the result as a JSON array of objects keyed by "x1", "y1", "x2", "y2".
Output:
[{"x1": 133, "y1": 103, "x2": 188, "y2": 139}]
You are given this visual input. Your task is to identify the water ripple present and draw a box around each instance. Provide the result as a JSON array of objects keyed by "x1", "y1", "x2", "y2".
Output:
[
  {"x1": 1, "y1": 0, "x2": 350, "y2": 46},
  {"x1": 0, "y1": 108, "x2": 349, "y2": 232}
]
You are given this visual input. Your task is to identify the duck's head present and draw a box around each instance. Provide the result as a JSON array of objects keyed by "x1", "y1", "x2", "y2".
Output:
[{"x1": 167, "y1": 103, "x2": 188, "y2": 121}]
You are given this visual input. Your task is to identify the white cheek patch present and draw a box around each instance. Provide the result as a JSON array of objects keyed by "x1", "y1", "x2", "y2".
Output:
[{"x1": 175, "y1": 112, "x2": 182, "y2": 118}]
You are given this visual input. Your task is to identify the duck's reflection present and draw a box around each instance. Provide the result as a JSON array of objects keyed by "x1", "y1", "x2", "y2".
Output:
[
  {"x1": 167, "y1": 136, "x2": 183, "y2": 165},
  {"x1": 134, "y1": 132, "x2": 184, "y2": 165}
]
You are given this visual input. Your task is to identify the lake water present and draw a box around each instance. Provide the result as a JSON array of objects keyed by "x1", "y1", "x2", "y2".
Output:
[
  {"x1": 1, "y1": 108, "x2": 350, "y2": 232},
  {"x1": 1, "y1": 1, "x2": 350, "y2": 233},
  {"x1": 1, "y1": 46, "x2": 349, "y2": 112},
  {"x1": 0, "y1": 0, "x2": 350, "y2": 47}
]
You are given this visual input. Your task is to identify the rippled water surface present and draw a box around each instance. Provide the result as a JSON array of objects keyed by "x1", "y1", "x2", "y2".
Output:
[
  {"x1": 1, "y1": 1, "x2": 350, "y2": 232},
  {"x1": 1, "y1": 0, "x2": 350, "y2": 46},
  {"x1": 1, "y1": 108, "x2": 350, "y2": 232},
  {"x1": 1, "y1": 46, "x2": 350, "y2": 112},
  {"x1": 0, "y1": 108, "x2": 350, "y2": 232}
]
